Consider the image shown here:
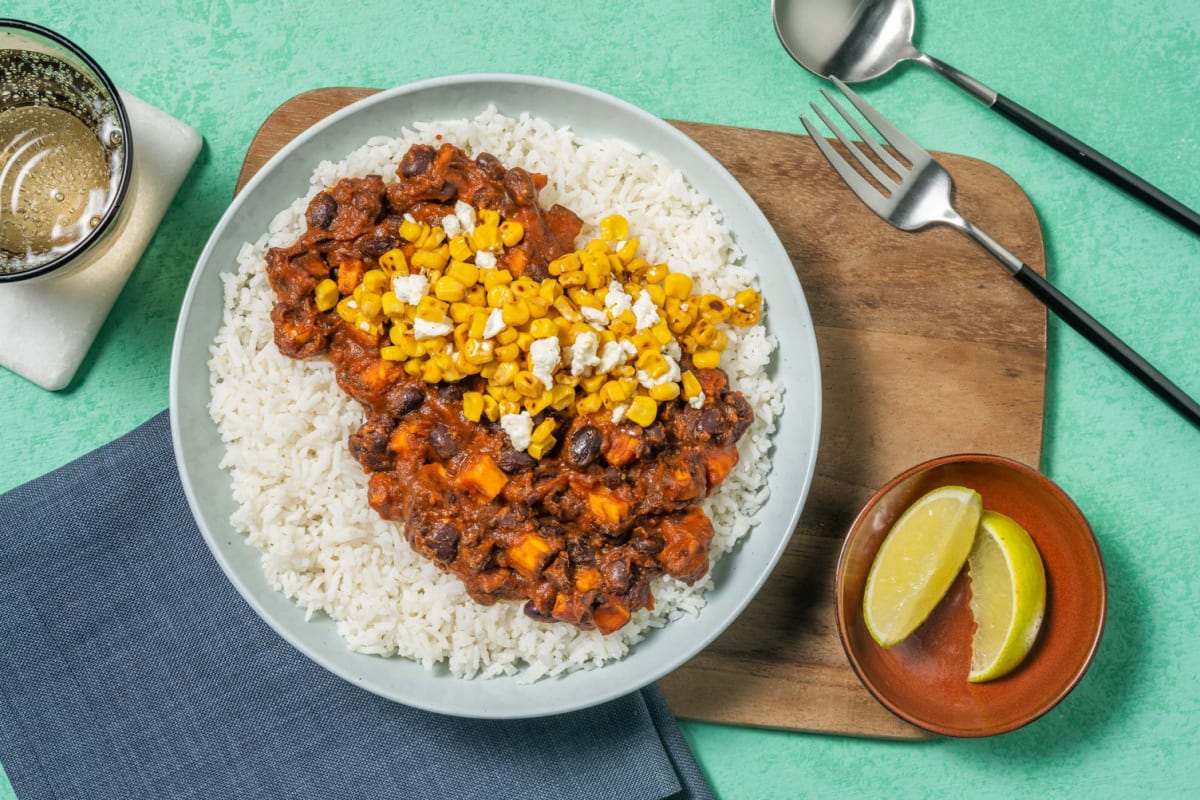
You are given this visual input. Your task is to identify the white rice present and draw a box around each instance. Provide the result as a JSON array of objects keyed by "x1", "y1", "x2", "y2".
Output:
[{"x1": 207, "y1": 107, "x2": 784, "y2": 680}]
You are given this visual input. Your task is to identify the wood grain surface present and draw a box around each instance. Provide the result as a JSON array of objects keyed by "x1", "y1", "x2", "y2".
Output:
[{"x1": 237, "y1": 88, "x2": 1047, "y2": 739}]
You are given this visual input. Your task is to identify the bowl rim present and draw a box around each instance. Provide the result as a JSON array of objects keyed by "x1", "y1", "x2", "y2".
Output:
[
  {"x1": 167, "y1": 72, "x2": 823, "y2": 717},
  {"x1": 834, "y1": 452, "x2": 1108, "y2": 737},
  {"x1": 0, "y1": 18, "x2": 133, "y2": 283}
]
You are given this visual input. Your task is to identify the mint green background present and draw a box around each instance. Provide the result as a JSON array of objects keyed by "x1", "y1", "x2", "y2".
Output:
[{"x1": 2, "y1": 1, "x2": 1197, "y2": 797}]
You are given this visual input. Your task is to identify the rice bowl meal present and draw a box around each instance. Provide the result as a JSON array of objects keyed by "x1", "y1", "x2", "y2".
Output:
[{"x1": 207, "y1": 106, "x2": 783, "y2": 681}]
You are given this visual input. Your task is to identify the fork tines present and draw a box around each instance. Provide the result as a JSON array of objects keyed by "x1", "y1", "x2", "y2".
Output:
[{"x1": 800, "y1": 77, "x2": 929, "y2": 197}]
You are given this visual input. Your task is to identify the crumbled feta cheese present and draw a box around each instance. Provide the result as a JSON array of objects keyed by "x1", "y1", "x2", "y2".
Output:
[
  {"x1": 611, "y1": 402, "x2": 630, "y2": 424},
  {"x1": 570, "y1": 331, "x2": 600, "y2": 376},
  {"x1": 595, "y1": 340, "x2": 629, "y2": 373},
  {"x1": 482, "y1": 307, "x2": 506, "y2": 339},
  {"x1": 689, "y1": 391, "x2": 706, "y2": 409},
  {"x1": 500, "y1": 412, "x2": 533, "y2": 451},
  {"x1": 392, "y1": 274, "x2": 429, "y2": 305},
  {"x1": 605, "y1": 280, "x2": 633, "y2": 317},
  {"x1": 413, "y1": 316, "x2": 453, "y2": 340},
  {"x1": 441, "y1": 213, "x2": 462, "y2": 238},
  {"x1": 529, "y1": 336, "x2": 561, "y2": 391},
  {"x1": 580, "y1": 305, "x2": 608, "y2": 326},
  {"x1": 632, "y1": 291, "x2": 659, "y2": 331},
  {"x1": 475, "y1": 250, "x2": 497, "y2": 269},
  {"x1": 455, "y1": 200, "x2": 476, "y2": 233}
]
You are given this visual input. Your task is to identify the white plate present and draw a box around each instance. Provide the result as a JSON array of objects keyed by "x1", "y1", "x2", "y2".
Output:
[{"x1": 169, "y1": 74, "x2": 821, "y2": 718}]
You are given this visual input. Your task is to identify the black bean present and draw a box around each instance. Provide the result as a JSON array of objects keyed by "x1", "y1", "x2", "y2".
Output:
[
  {"x1": 305, "y1": 192, "x2": 337, "y2": 229},
  {"x1": 503, "y1": 168, "x2": 537, "y2": 207},
  {"x1": 603, "y1": 559, "x2": 631, "y2": 593},
  {"x1": 436, "y1": 382, "x2": 464, "y2": 403},
  {"x1": 696, "y1": 406, "x2": 726, "y2": 438},
  {"x1": 522, "y1": 600, "x2": 553, "y2": 621},
  {"x1": 603, "y1": 467, "x2": 623, "y2": 490},
  {"x1": 424, "y1": 522, "x2": 459, "y2": 563},
  {"x1": 475, "y1": 152, "x2": 506, "y2": 181},
  {"x1": 358, "y1": 235, "x2": 395, "y2": 259},
  {"x1": 348, "y1": 417, "x2": 394, "y2": 472},
  {"x1": 566, "y1": 425, "x2": 602, "y2": 468},
  {"x1": 429, "y1": 423, "x2": 460, "y2": 460},
  {"x1": 386, "y1": 384, "x2": 425, "y2": 416},
  {"x1": 725, "y1": 392, "x2": 754, "y2": 443},
  {"x1": 400, "y1": 144, "x2": 434, "y2": 177},
  {"x1": 495, "y1": 447, "x2": 536, "y2": 474}
]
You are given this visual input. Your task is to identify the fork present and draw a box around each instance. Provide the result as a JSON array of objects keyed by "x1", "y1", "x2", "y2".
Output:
[{"x1": 801, "y1": 78, "x2": 1200, "y2": 430}]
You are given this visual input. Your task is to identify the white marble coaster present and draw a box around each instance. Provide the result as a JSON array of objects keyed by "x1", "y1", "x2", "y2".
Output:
[{"x1": 0, "y1": 90, "x2": 202, "y2": 390}]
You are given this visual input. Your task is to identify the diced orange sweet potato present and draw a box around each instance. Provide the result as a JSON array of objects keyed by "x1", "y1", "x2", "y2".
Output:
[
  {"x1": 587, "y1": 491, "x2": 628, "y2": 526},
  {"x1": 703, "y1": 445, "x2": 739, "y2": 489},
  {"x1": 507, "y1": 533, "x2": 553, "y2": 578},
  {"x1": 592, "y1": 601, "x2": 632, "y2": 634},
  {"x1": 573, "y1": 566, "x2": 602, "y2": 592},
  {"x1": 603, "y1": 430, "x2": 642, "y2": 467},
  {"x1": 455, "y1": 453, "x2": 509, "y2": 499},
  {"x1": 336, "y1": 257, "x2": 365, "y2": 295}
]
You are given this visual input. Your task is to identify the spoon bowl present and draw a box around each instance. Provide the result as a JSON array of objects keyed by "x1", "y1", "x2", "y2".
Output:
[{"x1": 772, "y1": 0, "x2": 918, "y2": 83}]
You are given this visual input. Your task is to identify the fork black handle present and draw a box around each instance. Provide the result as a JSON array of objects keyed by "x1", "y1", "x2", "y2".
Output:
[
  {"x1": 993, "y1": 95, "x2": 1200, "y2": 235},
  {"x1": 1011, "y1": 265, "x2": 1200, "y2": 428}
]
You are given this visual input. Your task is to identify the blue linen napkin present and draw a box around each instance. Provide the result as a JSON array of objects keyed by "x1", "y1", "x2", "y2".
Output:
[{"x1": 0, "y1": 411, "x2": 714, "y2": 800}]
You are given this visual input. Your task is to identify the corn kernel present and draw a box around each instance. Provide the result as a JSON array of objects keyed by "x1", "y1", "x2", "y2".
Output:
[
  {"x1": 552, "y1": 295, "x2": 580, "y2": 321},
  {"x1": 581, "y1": 374, "x2": 607, "y2": 393},
  {"x1": 525, "y1": 393, "x2": 551, "y2": 416},
  {"x1": 691, "y1": 318, "x2": 717, "y2": 347},
  {"x1": 625, "y1": 395, "x2": 658, "y2": 427},
  {"x1": 616, "y1": 238, "x2": 639, "y2": 264},
  {"x1": 681, "y1": 370, "x2": 703, "y2": 400},
  {"x1": 529, "y1": 318, "x2": 558, "y2": 339},
  {"x1": 433, "y1": 275, "x2": 466, "y2": 302},
  {"x1": 601, "y1": 380, "x2": 629, "y2": 407},
  {"x1": 464, "y1": 338, "x2": 494, "y2": 365},
  {"x1": 663, "y1": 272, "x2": 693, "y2": 300},
  {"x1": 379, "y1": 345, "x2": 406, "y2": 362},
  {"x1": 379, "y1": 248, "x2": 408, "y2": 274},
  {"x1": 421, "y1": 361, "x2": 443, "y2": 383},
  {"x1": 599, "y1": 214, "x2": 629, "y2": 241},
  {"x1": 551, "y1": 383, "x2": 575, "y2": 411},
  {"x1": 411, "y1": 247, "x2": 450, "y2": 272},
  {"x1": 698, "y1": 294, "x2": 731, "y2": 323},
  {"x1": 399, "y1": 219, "x2": 424, "y2": 242},
  {"x1": 558, "y1": 270, "x2": 588, "y2": 287},
  {"x1": 314, "y1": 279, "x2": 338, "y2": 311},
  {"x1": 514, "y1": 370, "x2": 543, "y2": 397},
  {"x1": 487, "y1": 285, "x2": 514, "y2": 308},
  {"x1": 731, "y1": 306, "x2": 761, "y2": 326},
  {"x1": 358, "y1": 292, "x2": 382, "y2": 320},
  {"x1": 539, "y1": 280, "x2": 562, "y2": 303},
  {"x1": 446, "y1": 260, "x2": 479, "y2": 287},
  {"x1": 482, "y1": 394, "x2": 501, "y2": 421},
  {"x1": 643, "y1": 283, "x2": 666, "y2": 307},
  {"x1": 471, "y1": 224, "x2": 499, "y2": 252},
  {"x1": 693, "y1": 349, "x2": 721, "y2": 369},
  {"x1": 496, "y1": 327, "x2": 519, "y2": 345},
  {"x1": 462, "y1": 391, "x2": 484, "y2": 422},
  {"x1": 584, "y1": 238, "x2": 611, "y2": 256},
  {"x1": 482, "y1": 268, "x2": 512, "y2": 289},
  {"x1": 650, "y1": 381, "x2": 681, "y2": 402},
  {"x1": 548, "y1": 252, "x2": 581, "y2": 276},
  {"x1": 577, "y1": 392, "x2": 604, "y2": 415},
  {"x1": 642, "y1": 262, "x2": 668, "y2": 283},
  {"x1": 448, "y1": 235, "x2": 473, "y2": 262},
  {"x1": 500, "y1": 300, "x2": 529, "y2": 327},
  {"x1": 527, "y1": 438, "x2": 555, "y2": 461},
  {"x1": 499, "y1": 220, "x2": 525, "y2": 247},
  {"x1": 711, "y1": 329, "x2": 728, "y2": 351}
]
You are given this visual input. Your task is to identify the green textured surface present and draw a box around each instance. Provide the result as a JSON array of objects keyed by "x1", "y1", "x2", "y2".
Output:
[{"x1": 1, "y1": 0, "x2": 1197, "y2": 797}]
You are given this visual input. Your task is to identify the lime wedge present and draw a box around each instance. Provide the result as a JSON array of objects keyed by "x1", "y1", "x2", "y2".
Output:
[
  {"x1": 967, "y1": 511, "x2": 1047, "y2": 682},
  {"x1": 863, "y1": 485, "x2": 983, "y2": 648}
]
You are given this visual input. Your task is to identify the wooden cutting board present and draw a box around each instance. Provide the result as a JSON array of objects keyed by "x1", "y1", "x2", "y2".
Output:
[{"x1": 237, "y1": 88, "x2": 1047, "y2": 739}]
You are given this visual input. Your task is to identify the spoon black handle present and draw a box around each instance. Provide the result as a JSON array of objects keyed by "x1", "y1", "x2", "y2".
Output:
[
  {"x1": 993, "y1": 94, "x2": 1200, "y2": 235},
  {"x1": 1011, "y1": 264, "x2": 1200, "y2": 429}
]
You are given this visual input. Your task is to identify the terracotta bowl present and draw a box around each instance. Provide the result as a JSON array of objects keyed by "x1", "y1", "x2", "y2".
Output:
[{"x1": 835, "y1": 454, "x2": 1106, "y2": 737}]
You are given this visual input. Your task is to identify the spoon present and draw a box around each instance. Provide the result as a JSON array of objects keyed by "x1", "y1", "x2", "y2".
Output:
[{"x1": 772, "y1": 0, "x2": 1200, "y2": 235}]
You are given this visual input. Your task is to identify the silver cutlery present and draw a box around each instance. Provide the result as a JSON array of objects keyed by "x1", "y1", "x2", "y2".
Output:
[
  {"x1": 774, "y1": 0, "x2": 1200, "y2": 234},
  {"x1": 801, "y1": 78, "x2": 1200, "y2": 429}
]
